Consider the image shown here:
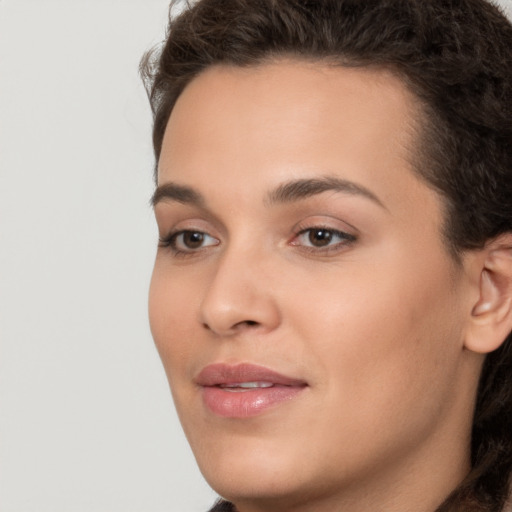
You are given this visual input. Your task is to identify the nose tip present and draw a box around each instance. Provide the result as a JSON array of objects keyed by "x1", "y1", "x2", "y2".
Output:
[{"x1": 199, "y1": 262, "x2": 280, "y2": 337}]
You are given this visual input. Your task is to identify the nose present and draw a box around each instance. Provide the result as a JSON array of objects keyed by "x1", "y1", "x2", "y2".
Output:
[{"x1": 199, "y1": 245, "x2": 281, "y2": 337}]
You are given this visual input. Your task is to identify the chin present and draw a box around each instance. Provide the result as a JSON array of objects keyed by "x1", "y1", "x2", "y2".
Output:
[
  {"x1": 192, "y1": 432, "x2": 312, "y2": 500},
  {"x1": 201, "y1": 450, "x2": 349, "y2": 512}
]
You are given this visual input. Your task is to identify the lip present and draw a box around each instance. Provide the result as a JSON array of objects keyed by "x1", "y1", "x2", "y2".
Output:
[{"x1": 195, "y1": 363, "x2": 308, "y2": 418}]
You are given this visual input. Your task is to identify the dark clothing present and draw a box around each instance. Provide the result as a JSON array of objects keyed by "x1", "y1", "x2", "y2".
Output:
[{"x1": 208, "y1": 499, "x2": 235, "y2": 512}]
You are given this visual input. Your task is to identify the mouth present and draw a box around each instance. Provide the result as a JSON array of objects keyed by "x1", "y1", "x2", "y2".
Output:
[
  {"x1": 219, "y1": 381, "x2": 275, "y2": 391},
  {"x1": 195, "y1": 363, "x2": 308, "y2": 418}
]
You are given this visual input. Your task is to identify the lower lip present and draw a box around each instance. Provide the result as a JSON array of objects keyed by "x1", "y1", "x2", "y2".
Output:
[{"x1": 201, "y1": 385, "x2": 305, "y2": 418}]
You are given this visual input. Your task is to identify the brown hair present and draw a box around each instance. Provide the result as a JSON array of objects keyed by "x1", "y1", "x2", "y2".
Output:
[{"x1": 141, "y1": 0, "x2": 512, "y2": 510}]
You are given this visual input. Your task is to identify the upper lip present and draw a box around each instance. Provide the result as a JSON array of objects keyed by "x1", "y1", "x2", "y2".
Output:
[{"x1": 195, "y1": 363, "x2": 308, "y2": 387}]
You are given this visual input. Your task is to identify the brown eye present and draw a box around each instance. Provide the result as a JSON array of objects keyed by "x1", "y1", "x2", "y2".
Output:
[
  {"x1": 308, "y1": 229, "x2": 333, "y2": 247},
  {"x1": 292, "y1": 227, "x2": 356, "y2": 252},
  {"x1": 161, "y1": 229, "x2": 219, "y2": 254},
  {"x1": 182, "y1": 231, "x2": 205, "y2": 249}
]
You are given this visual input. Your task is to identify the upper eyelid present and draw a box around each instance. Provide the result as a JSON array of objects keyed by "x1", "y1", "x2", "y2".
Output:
[
  {"x1": 154, "y1": 212, "x2": 228, "y2": 246},
  {"x1": 155, "y1": 215, "x2": 220, "y2": 235},
  {"x1": 292, "y1": 227, "x2": 356, "y2": 244},
  {"x1": 295, "y1": 225, "x2": 354, "y2": 235},
  {"x1": 292, "y1": 216, "x2": 359, "y2": 237},
  {"x1": 160, "y1": 228, "x2": 218, "y2": 242},
  {"x1": 153, "y1": 204, "x2": 224, "y2": 233},
  {"x1": 154, "y1": 201, "x2": 360, "y2": 233}
]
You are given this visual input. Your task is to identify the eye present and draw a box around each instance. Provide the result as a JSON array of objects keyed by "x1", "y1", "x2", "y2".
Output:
[
  {"x1": 160, "y1": 230, "x2": 219, "y2": 254},
  {"x1": 292, "y1": 227, "x2": 356, "y2": 251}
]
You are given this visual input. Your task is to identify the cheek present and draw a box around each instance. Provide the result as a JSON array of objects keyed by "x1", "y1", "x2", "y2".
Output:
[
  {"x1": 283, "y1": 247, "x2": 463, "y2": 418},
  {"x1": 148, "y1": 263, "x2": 201, "y2": 379},
  {"x1": 266, "y1": 258, "x2": 463, "y2": 479}
]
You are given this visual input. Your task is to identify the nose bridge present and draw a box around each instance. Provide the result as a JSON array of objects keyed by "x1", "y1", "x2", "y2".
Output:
[{"x1": 199, "y1": 238, "x2": 280, "y2": 336}]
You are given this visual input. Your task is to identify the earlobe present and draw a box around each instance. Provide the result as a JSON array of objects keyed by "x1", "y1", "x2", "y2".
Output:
[{"x1": 465, "y1": 234, "x2": 512, "y2": 354}]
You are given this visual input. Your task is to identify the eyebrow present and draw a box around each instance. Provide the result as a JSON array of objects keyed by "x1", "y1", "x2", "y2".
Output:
[
  {"x1": 265, "y1": 176, "x2": 386, "y2": 209},
  {"x1": 151, "y1": 182, "x2": 205, "y2": 207},
  {"x1": 151, "y1": 176, "x2": 385, "y2": 210}
]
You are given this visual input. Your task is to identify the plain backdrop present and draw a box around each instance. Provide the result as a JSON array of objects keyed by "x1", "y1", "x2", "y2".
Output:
[
  {"x1": 0, "y1": 1, "x2": 216, "y2": 511},
  {"x1": 1, "y1": 1, "x2": 511, "y2": 511}
]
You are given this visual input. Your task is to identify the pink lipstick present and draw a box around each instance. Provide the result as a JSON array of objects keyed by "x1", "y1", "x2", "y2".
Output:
[{"x1": 195, "y1": 363, "x2": 307, "y2": 418}]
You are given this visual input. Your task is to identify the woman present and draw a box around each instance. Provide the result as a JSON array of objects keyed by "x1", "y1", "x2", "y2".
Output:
[{"x1": 141, "y1": 0, "x2": 512, "y2": 511}]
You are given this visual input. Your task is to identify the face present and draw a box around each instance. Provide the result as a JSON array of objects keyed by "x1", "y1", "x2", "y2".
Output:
[{"x1": 149, "y1": 61, "x2": 477, "y2": 511}]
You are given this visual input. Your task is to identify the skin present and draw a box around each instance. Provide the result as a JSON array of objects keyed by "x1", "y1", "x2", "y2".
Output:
[{"x1": 149, "y1": 61, "x2": 487, "y2": 512}]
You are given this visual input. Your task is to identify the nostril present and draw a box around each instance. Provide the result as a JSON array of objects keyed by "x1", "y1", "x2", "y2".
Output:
[
  {"x1": 202, "y1": 320, "x2": 258, "y2": 332},
  {"x1": 232, "y1": 319, "x2": 260, "y2": 330}
]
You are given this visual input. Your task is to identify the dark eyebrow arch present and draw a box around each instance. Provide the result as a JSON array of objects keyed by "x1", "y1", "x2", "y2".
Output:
[
  {"x1": 151, "y1": 182, "x2": 205, "y2": 207},
  {"x1": 265, "y1": 176, "x2": 386, "y2": 209},
  {"x1": 151, "y1": 176, "x2": 386, "y2": 210}
]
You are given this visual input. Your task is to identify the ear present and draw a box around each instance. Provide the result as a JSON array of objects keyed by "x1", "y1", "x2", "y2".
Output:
[{"x1": 464, "y1": 233, "x2": 512, "y2": 354}]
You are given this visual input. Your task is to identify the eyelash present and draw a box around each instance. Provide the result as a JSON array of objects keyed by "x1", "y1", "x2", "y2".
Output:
[
  {"x1": 158, "y1": 226, "x2": 356, "y2": 257},
  {"x1": 158, "y1": 230, "x2": 219, "y2": 257},
  {"x1": 292, "y1": 226, "x2": 357, "y2": 253}
]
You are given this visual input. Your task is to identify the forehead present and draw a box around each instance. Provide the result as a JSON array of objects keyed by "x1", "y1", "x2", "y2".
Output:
[
  {"x1": 159, "y1": 59, "x2": 420, "y2": 180},
  {"x1": 158, "y1": 60, "x2": 428, "y2": 217}
]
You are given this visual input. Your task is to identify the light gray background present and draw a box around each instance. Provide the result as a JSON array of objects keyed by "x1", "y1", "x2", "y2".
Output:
[
  {"x1": 0, "y1": 1, "x2": 216, "y2": 511},
  {"x1": 1, "y1": 1, "x2": 511, "y2": 511}
]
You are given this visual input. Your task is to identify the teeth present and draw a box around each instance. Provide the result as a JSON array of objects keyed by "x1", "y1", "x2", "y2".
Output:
[{"x1": 220, "y1": 381, "x2": 274, "y2": 389}]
